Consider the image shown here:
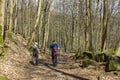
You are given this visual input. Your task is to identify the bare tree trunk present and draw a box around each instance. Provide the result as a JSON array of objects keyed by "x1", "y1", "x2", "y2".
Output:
[
  {"x1": 4, "y1": 0, "x2": 9, "y2": 41},
  {"x1": 94, "y1": 0, "x2": 100, "y2": 51},
  {"x1": 0, "y1": 0, "x2": 5, "y2": 54},
  {"x1": 85, "y1": 0, "x2": 93, "y2": 51},
  {"x1": 28, "y1": 0, "x2": 33, "y2": 37},
  {"x1": 42, "y1": 0, "x2": 53, "y2": 50},
  {"x1": 71, "y1": 11, "x2": 75, "y2": 50},
  {"x1": 21, "y1": 0, "x2": 26, "y2": 37},
  {"x1": 0, "y1": 0, "x2": 5, "y2": 56},
  {"x1": 27, "y1": 0, "x2": 42, "y2": 47},
  {"x1": 101, "y1": 0, "x2": 108, "y2": 51},
  {"x1": 9, "y1": 0, "x2": 16, "y2": 35},
  {"x1": 13, "y1": 0, "x2": 17, "y2": 34}
]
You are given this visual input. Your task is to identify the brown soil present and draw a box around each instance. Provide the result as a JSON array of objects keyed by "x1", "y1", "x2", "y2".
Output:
[{"x1": 0, "y1": 34, "x2": 120, "y2": 80}]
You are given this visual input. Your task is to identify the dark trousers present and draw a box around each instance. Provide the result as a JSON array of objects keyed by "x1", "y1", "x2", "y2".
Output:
[
  {"x1": 33, "y1": 53, "x2": 38, "y2": 65},
  {"x1": 52, "y1": 54, "x2": 57, "y2": 66}
]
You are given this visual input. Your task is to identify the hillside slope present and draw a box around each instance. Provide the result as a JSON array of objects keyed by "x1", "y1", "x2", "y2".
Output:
[
  {"x1": 0, "y1": 34, "x2": 120, "y2": 80},
  {"x1": 0, "y1": 34, "x2": 31, "y2": 79}
]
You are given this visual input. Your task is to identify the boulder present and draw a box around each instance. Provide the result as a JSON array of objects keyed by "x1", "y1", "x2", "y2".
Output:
[
  {"x1": 82, "y1": 59, "x2": 98, "y2": 68},
  {"x1": 82, "y1": 51, "x2": 94, "y2": 59},
  {"x1": 106, "y1": 56, "x2": 120, "y2": 71},
  {"x1": 95, "y1": 53, "x2": 107, "y2": 62},
  {"x1": 95, "y1": 53, "x2": 113, "y2": 62}
]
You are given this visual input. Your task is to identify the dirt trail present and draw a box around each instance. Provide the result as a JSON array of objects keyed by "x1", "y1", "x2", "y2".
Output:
[{"x1": 0, "y1": 34, "x2": 120, "y2": 80}]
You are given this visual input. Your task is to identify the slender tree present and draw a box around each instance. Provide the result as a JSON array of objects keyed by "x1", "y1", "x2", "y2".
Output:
[
  {"x1": 85, "y1": 0, "x2": 93, "y2": 51},
  {"x1": 27, "y1": 0, "x2": 42, "y2": 47},
  {"x1": 42, "y1": 0, "x2": 53, "y2": 50},
  {"x1": 13, "y1": 0, "x2": 18, "y2": 34},
  {"x1": 101, "y1": 0, "x2": 108, "y2": 51},
  {"x1": 9, "y1": 0, "x2": 16, "y2": 35},
  {"x1": 0, "y1": 0, "x2": 5, "y2": 44}
]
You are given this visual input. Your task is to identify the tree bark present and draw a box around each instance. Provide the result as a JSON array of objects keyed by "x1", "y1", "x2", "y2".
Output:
[
  {"x1": 13, "y1": 0, "x2": 17, "y2": 34},
  {"x1": 9, "y1": 0, "x2": 16, "y2": 34},
  {"x1": 0, "y1": 0, "x2": 5, "y2": 45},
  {"x1": 85, "y1": 0, "x2": 93, "y2": 51},
  {"x1": 42, "y1": 0, "x2": 53, "y2": 50},
  {"x1": 27, "y1": 0, "x2": 42, "y2": 47},
  {"x1": 101, "y1": 0, "x2": 108, "y2": 51}
]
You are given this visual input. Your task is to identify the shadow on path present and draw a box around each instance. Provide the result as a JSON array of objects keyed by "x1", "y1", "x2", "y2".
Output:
[{"x1": 38, "y1": 59, "x2": 89, "y2": 80}]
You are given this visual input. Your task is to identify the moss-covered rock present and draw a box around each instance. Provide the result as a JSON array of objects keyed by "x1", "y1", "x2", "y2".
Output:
[
  {"x1": 82, "y1": 59, "x2": 98, "y2": 68},
  {"x1": 106, "y1": 56, "x2": 120, "y2": 71},
  {"x1": 0, "y1": 76, "x2": 12, "y2": 80},
  {"x1": 95, "y1": 53, "x2": 106, "y2": 62},
  {"x1": 110, "y1": 60, "x2": 117, "y2": 70},
  {"x1": 95, "y1": 53, "x2": 112, "y2": 62},
  {"x1": 82, "y1": 51, "x2": 95, "y2": 59}
]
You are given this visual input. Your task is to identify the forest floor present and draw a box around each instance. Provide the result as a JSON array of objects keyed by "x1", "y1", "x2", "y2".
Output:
[{"x1": 0, "y1": 34, "x2": 120, "y2": 80}]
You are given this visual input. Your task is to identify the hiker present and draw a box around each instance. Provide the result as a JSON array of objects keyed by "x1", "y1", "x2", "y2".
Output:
[
  {"x1": 49, "y1": 40, "x2": 60, "y2": 66},
  {"x1": 32, "y1": 42, "x2": 39, "y2": 65}
]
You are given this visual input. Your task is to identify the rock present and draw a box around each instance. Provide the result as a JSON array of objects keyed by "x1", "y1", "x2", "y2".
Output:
[
  {"x1": 95, "y1": 53, "x2": 112, "y2": 62},
  {"x1": 106, "y1": 56, "x2": 120, "y2": 71},
  {"x1": 82, "y1": 59, "x2": 98, "y2": 68},
  {"x1": 95, "y1": 53, "x2": 106, "y2": 62},
  {"x1": 82, "y1": 51, "x2": 94, "y2": 59}
]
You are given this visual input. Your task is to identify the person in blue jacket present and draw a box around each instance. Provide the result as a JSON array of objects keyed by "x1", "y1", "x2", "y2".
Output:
[{"x1": 49, "y1": 40, "x2": 59, "y2": 66}]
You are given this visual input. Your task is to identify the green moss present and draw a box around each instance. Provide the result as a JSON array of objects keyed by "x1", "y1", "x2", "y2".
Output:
[
  {"x1": 0, "y1": 46, "x2": 6, "y2": 56},
  {"x1": 95, "y1": 54, "x2": 102, "y2": 62},
  {"x1": 0, "y1": 25, "x2": 3, "y2": 44},
  {"x1": 102, "y1": 48, "x2": 115, "y2": 55},
  {"x1": 113, "y1": 42, "x2": 120, "y2": 55},
  {"x1": 0, "y1": 45, "x2": 6, "y2": 56},
  {"x1": 82, "y1": 59, "x2": 98, "y2": 68},
  {"x1": 109, "y1": 42, "x2": 120, "y2": 55},
  {"x1": 0, "y1": 24, "x2": 5, "y2": 55},
  {"x1": 83, "y1": 51, "x2": 95, "y2": 59},
  {"x1": 108, "y1": 60, "x2": 117, "y2": 71},
  {"x1": 95, "y1": 53, "x2": 108, "y2": 62},
  {"x1": 0, "y1": 37, "x2": 3, "y2": 44},
  {"x1": 0, "y1": 76, "x2": 12, "y2": 80},
  {"x1": 82, "y1": 59, "x2": 91, "y2": 67}
]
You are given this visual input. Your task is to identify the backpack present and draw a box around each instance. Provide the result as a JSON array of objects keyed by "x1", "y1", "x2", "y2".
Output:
[
  {"x1": 52, "y1": 45, "x2": 58, "y2": 56},
  {"x1": 52, "y1": 45, "x2": 57, "y2": 52},
  {"x1": 33, "y1": 45, "x2": 38, "y2": 52}
]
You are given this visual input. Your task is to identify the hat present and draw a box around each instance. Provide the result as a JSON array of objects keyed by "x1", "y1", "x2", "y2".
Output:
[{"x1": 35, "y1": 42, "x2": 38, "y2": 45}]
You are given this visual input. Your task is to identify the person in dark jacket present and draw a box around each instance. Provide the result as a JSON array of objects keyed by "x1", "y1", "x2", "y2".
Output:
[
  {"x1": 32, "y1": 42, "x2": 39, "y2": 65},
  {"x1": 49, "y1": 40, "x2": 59, "y2": 66}
]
